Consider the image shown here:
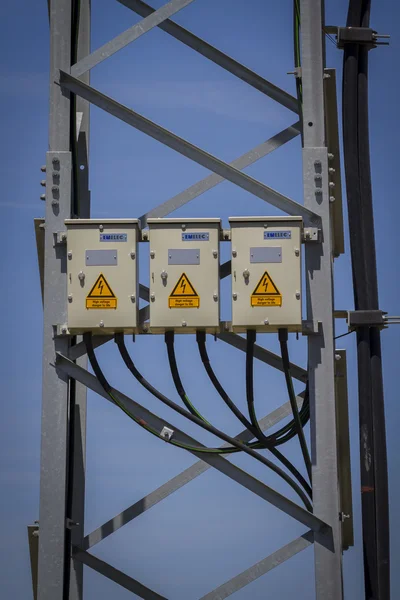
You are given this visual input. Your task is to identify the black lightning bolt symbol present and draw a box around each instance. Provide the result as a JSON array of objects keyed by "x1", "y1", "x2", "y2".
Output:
[
  {"x1": 98, "y1": 280, "x2": 104, "y2": 295},
  {"x1": 180, "y1": 278, "x2": 186, "y2": 294},
  {"x1": 262, "y1": 277, "x2": 268, "y2": 292}
]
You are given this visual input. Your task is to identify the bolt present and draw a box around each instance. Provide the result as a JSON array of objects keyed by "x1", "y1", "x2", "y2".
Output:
[
  {"x1": 130, "y1": 251, "x2": 136, "y2": 259},
  {"x1": 329, "y1": 181, "x2": 335, "y2": 188},
  {"x1": 67, "y1": 251, "x2": 72, "y2": 259},
  {"x1": 142, "y1": 232, "x2": 148, "y2": 241},
  {"x1": 212, "y1": 250, "x2": 218, "y2": 258},
  {"x1": 314, "y1": 159, "x2": 322, "y2": 167},
  {"x1": 224, "y1": 232, "x2": 229, "y2": 240},
  {"x1": 294, "y1": 248, "x2": 300, "y2": 256},
  {"x1": 295, "y1": 291, "x2": 301, "y2": 300},
  {"x1": 40, "y1": 180, "x2": 46, "y2": 187},
  {"x1": 232, "y1": 293, "x2": 238, "y2": 300},
  {"x1": 181, "y1": 224, "x2": 186, "y2": 231},
  {"x1": 130, "y1": 294, "x2": 136, "y2": 302},
  {"x1": 335, "y1": 353, "x2": 341, "y2": 361},
  {"x1": 329, "y1": 196, "x2": 336, "y2": 203},
  {"x1": 161, "y1": 270, "x2": 168, "y2": 280},
  {"x1": 329, "y1": 167, "x2": 336, "y2": 174},
  {"x1": 213, "y1": 293, "x2": 218, "y2": 301},
  {"x1": 150, "y1": 250, "x2": 155, "y2": 259},
  {"x1": 142, "y1": 324, "x2": 149, "y2": 333},
  {"x1": 52, "y1": 157, "x2": 60, "y2": 166},
  {"x1": 68, "y1": 294, "x2": 73, "y2": 302},
  {"x1": 99, "y1": 224, "x2": 104, "y2": 232},
  {"x1": 305, "y1": 231, "x2": 311, "y2": 240},
  {"x1": 314, "y1": 174, "x2": 322, "y2": 181},
  {"x1": 99, "y1": 320, "x2": 105, "y2": 328},
  {"x1": 243, "y1": 269, "x2": 250, "y2": 279},
  {"x1": 150, "y1": 293, "x2": 155, "y2": 302},
  {"x1": 78, "y1": 271, "x2": 85, "y2": 281},
  {"x1": 51, "y1": 199, "x2": 59, "y2": 206},
  {"x1": 264, "y1": 319, "x2": 269, "y2": 325},
  {"x1": 323, "y1": 73, "x2": 331, "y2": 79},
  {"x1": 328, "y1": 153, "x2": 334, "y2": 161},
  {"x1": 61, "y1": 233, "x2": 67, "y2": 241},
  {"x1": 40, "y1": 165, "x2": 46, "y2": 172},
  {"x1": 232, "y1": 250, "x2": 237, "y2": 258},
  {"x1": 182, "y1": 321, "x2": 187, "y2": 327},
  {"x1": 40, "y1": 194, "x2": 46, "y2": 201}
]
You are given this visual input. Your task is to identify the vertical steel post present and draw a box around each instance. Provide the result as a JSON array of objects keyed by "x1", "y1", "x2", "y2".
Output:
[
  {"x1": 68, "y1": 1, "x2": 91, "y2": 598},
  {"x1": 37, "y1": 1, "x2": 72, "y2": 599},
  {"x1": 300, "y1": 0, "x2": 344, "y2": 598}
]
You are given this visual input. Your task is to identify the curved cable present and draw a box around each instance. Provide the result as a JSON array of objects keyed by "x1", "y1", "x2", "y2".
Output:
[
  {"x1": 163, "y1": 331, "x2": 312, "y2": 510},
  {"x1": 278, "y1": 329, "x2": 312, "y2": 482},
  {"x1": 198, "y1": 330, "x2": 312, "y2": 498}
]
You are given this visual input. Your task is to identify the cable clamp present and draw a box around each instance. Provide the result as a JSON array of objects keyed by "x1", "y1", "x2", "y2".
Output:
[
  {"x1": 347, "y1": 310, "x2": 386, "y2": 329},
  {"x1": 333, "y1": 27, "x2": 390, "y2": 49},
  {"x1": 160, "y1": 426, "x2": 174, "y2": 441}
]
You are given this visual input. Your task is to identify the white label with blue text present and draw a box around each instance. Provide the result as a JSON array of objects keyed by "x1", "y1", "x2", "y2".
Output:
[
  {"x1": 182, "y1": 232, "x2": 209, "y2": 241},
  {"x1": 264, "y1": 231, "x2": 291, "y2": 240},
  {"x1": 100, "y1": 233, "x2": 127, "y2": 242}
]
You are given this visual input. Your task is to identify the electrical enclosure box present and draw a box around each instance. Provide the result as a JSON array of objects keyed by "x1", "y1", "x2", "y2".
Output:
[
  {"x1": 65, "y1": 219, "x2": 139, "y2": 333},
  {"x1": 148, "y1": 218, "x2": 221, "y2": 333},
  {"x1": 229, "y1": 216, "x2": 303, "y2": 332}
]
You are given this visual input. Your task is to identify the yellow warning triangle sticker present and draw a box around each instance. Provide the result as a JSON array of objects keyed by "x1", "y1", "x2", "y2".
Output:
[
  {"x1": 251, "y1": 271, "x2": 282, "y2": 307},
  {"x1": 86, "y1": 274, "x2": 117, "y2": 309},
  {"x1": 169, "y1": 273, "x2": 200, "y2": 308}
]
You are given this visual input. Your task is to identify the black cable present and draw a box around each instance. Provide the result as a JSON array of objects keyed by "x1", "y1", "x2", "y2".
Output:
[
  {"x1": 163, "y1": 331, "x2": 312, "y2": 510},
  {"x1": 197, "y1": 331, "x2": 312, "y2": 498},
  {"x1": 277, "y1": 330, "x2": 312, "y2": 482}
]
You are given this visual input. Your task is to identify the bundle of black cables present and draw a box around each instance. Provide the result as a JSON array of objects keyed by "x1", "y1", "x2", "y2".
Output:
[{"x1": 84, "y1": 331, "x2": 312, "y2": 510}]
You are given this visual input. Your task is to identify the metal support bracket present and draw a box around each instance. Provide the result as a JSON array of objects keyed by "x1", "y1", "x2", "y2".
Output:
[
  {"x1": 302, "y1": 319, "x2": 321, "y2": 335},
  {"x1": 336, "y1": 27, "x2": 390, "y2": 49},
  {"x1": 303, "y1": 227, "x2": 320, "y2": 242},
  {"x1": 54, "y1": 231, "x2": 67, "y2": 245}
]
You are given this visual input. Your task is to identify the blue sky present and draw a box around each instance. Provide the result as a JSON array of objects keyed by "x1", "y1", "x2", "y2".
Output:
[{"x1": 0, "y1": 0, "x2": 399, "y2": 598}]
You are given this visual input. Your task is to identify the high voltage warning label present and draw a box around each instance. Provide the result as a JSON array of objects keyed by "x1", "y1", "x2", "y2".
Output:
[
  {"x1": 86, "y1": 273, "x2": 117, "y2": 309},
  {"x1": 169, "y1": 273, "x2": 200, "y2": 308},
  {"x1": 251, "y1": 271, "x2": 282, "y2": 307}
]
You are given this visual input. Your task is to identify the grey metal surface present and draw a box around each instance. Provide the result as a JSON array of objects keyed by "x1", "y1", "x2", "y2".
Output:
[
  {"x1": 72, "y1": 548, "x2": 168, "y2": 599},
  {"x1": 335, "y1": 349, "x2": 354, "y2": 551},
  {"x1": 60, "y1": 72, "x2": 319, "y2": 227},
  {"x1": 118, "y1": 0, "x2": 299, "y2": 113},
  {"x1": 250, "y1": 246, "x2": 282, "y2": 264},
  {"x1": 71, "y1": 0, "x2": 195, "y2": 78},
  {"x1": 300, "y1": 0, "x2": 344, "y2": 597},
  {"x1": 84, "y1": 397, "x2": 304, "y2": 549},
  {"x1": 199, "y1": 530, "x2": 314, "y2": 600},
  {"x1": 37, "y1": 2, "x2": 73, "y2": 594},
  {"x1": 168, "y1": 248, "x2": 200, "y2": 265},
  {"x1": 85, "y1": 249, "x2": 118, "y2": 266},
  {"x1": 217, "y1": 332, "x2": 308, "y2": 382},
  {"x1": 56, "y1": 353, "x2": 329, "y2": 535},
  {"x1": 140, "y1": 123, "x2": 301, "y2": 226}
]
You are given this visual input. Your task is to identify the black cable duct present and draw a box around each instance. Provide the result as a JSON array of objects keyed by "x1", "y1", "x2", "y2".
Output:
[{"x1": 342, "y1": 0, "x2": 390, "y2": 597}]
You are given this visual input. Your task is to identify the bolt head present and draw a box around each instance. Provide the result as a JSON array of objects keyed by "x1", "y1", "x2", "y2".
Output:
[
  {"x1": 335, "y1": 353, "x2": 341, "y2": 361},
  {"x1": 67, "y1": 251, "x2": 72, "y2": 259},
  {"x1": 142, "y1": 232, "x2": 148, "y2": 241},
  {"x1": 52, "y1": 157, "x2": 60, "y2": 165},
  {"x1": 51, "y1": 199, "x2": 59, "y2": 206},
  {"x1": 232, "y1": 293, "x2": 238, "y2": 300},
  {"x1": 130, "y1": 295, "x2": 136, "y2": 302},
  {"x1": 160, "y1": 270, "x2": 168, "y2": 280},
  {"x1": 68, "y1": 294, "x2": 73, "y2": 302},
  {"x1": 40, "y1": 194, "x2": 46, "y2": 201},
  {"x1": 329, "y1": 196, "x2": 335, "y2": 203},
  {"x1": 130, "y1": 251, "x2": 136, "y2": 259},
  {"x1": 329, "y1": 181, "x2": 335, "y2": 188},
  {"x1": 99, "y1": 320, "x2": 104, "y2": 328},
  {"x1": 294, "y1": 248, "x2": 300, "y2": 256},
  {"x1": 40, "y1": 180, "x2": 46, "y2": 187},
  {"x1": 181, "y1": 321, "x2": 187, "y2": 327},
  {"x1": 40, "y1": 165, "x2": 46, "y2": 172},
  {"x1": 150, "y1": 250, "x2": 155, "y2": 259},
  {"x1": 212, "y1": 250, "x2": 218, "y2": 258},
  {"x1": 295, "y1": 291, "x2": 301, "y2": 300},
  {"x1": 328, "y1": 153, "x2": 334, "y2": 161},
  {"x1": 150, "y1": 293, "x2": 155, "y2": 302},
  {"x1": 243, "y1": 269, "x2": 250, "y2": 279},
  {"x1": 99, "y1": 224, "x2": 104, "y2": 232},
  {"x1": 213, "y1": 293, "x2": 218, "y2": 301},
  {"x1": 264, "y1": 319, "x2": 269, "y2": 325},
  {"x1": 61, "y1": 326, "x2": 67, "y2": 334},
  {"x1": 78, "y1": 271, "x2": 85, "y2": 281},
  {"x1": 232, "y1": 250, "x2": 237, "y2": 258}
]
